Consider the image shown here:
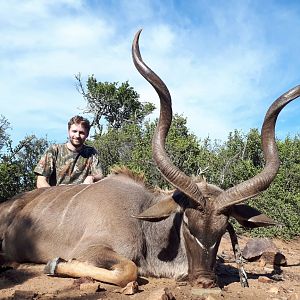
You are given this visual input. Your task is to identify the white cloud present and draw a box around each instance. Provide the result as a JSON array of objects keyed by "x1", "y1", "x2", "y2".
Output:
[{"x1": 1, "y1": 0, "x2": 300, "y2": 146}]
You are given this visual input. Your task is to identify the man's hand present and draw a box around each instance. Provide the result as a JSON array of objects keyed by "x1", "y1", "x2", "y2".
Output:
[
  {"x1": 83, "y1": 175, "x2": 94, "y2": 184},
  {"x1": 83, "y1": 174, "x2": 104, "y2": 184},
  {"x1": 36, "y1": 176, "x2": 51, "y2": 188}
]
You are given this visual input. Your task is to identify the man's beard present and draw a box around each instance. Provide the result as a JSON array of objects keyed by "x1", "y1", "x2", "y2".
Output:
[{"x1": 69, "y1": 138, "x2": 84, "y2": 149}]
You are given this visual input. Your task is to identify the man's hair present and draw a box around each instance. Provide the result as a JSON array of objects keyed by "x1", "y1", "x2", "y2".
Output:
[{"x1": 68, "y1": 115, "x2": 91, "y2": 133}]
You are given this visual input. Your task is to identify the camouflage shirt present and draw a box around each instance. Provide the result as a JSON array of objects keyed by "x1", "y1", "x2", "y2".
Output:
[{"x1": 34, "y1": 143, "x2": 103, "y2": 186}]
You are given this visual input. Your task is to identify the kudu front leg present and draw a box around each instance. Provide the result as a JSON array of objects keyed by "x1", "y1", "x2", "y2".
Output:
[
  {"x1": 44, "y1": 245, "x2": 138, "y2": 287},
  {"x1": 227, "y1": 223, "x2": 249, "y2": 287}
]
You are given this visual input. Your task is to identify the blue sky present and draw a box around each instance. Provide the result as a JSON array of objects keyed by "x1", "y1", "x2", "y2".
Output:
[{"x1": 1, "y1": 0, "x2": 300, "y2": 145}]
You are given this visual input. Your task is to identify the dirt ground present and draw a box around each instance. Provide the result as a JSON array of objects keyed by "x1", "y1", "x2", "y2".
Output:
[{"x1": 0, "y1": 234, "x2": 299, "y2": 300}]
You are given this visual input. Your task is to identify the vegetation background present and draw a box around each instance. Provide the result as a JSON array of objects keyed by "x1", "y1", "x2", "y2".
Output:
[{"x1": 1, "y1": 77, "x2": 299, "y2": 239}]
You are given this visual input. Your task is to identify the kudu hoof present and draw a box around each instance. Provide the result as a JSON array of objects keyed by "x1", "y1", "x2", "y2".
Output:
[
  {"x1": 192, "y1": 277, "x2": 217, "y2": 288},
  {"x1": 44, "y1": 257, "x2": 65, "y2": 275}
]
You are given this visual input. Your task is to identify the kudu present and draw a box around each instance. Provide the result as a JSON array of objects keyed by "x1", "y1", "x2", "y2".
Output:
[{"x1": 0, "y1": 30, "x2": 299, "y2": 289}]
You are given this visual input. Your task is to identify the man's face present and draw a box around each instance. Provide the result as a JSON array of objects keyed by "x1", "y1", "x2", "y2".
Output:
[{"x1": 68, "y1": 123, "x2": 89, "y2": 149}]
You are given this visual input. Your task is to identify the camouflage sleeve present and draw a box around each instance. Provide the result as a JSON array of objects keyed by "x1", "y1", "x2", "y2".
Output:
[
  {"x1": 90, "y1": 150, "x2": 103, "y2": 177},
  {"x1": 34, "y1": 145, "x2": 57, "y2": 177}
]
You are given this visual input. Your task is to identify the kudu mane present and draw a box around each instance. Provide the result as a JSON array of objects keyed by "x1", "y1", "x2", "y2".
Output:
[
  {"x1": 110, "y1": 165, "x2": 178, "y2": 195},
  {"x1": 109, "y1": 166, "x2": 146, "y2": 186}
]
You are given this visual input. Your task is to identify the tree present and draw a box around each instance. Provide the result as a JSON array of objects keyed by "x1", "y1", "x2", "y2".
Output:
[
  {"x1": 75, "y1": 74, "x2": 155, "y2": 133},
  {"x1": 0, "y1": 115, "x2": 10, "y2": 151},
  {"x1": 199, "y1": 129, "x2": 263, "y2": 189},
  {"x1": 213, "y1": 130, "x2": 300, "y2": 239},
  {"x1": 0, "y1": 135, "x2": 50, "y2": 202},
  {"x1": 90, "y1": 114, "x2": 204, "y2": 188}
]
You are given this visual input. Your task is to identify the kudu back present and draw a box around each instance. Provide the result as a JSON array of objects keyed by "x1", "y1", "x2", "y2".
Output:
[{"x1": 0, "y1": 30, "x2": 299, "y2": 289}]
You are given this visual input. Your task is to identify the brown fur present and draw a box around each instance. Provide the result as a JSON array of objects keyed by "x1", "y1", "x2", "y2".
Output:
[{"x1": 110, "y1": 166, "x2": 146, "y2": 185}]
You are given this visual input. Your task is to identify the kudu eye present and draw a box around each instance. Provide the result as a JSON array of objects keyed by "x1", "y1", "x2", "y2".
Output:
[{"x1": 195, "y1": 203, "x2": 205, "y2": 213}]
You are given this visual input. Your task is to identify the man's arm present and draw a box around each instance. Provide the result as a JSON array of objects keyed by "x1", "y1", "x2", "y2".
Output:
[
  {"x1": 83, "y1": 173, "x2": 104, "y2": 184},
  {"x1": 34, "y1": 145, "x2": 57, "y2": 188},
  {"x1": 83, "y1": 149, "x2": 104, "y2": 184},
  {"x1": 36, "y1": 175, "x2": 51, "y2": 188}
]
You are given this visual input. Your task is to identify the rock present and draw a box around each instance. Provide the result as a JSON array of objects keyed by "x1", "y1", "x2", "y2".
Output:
[
  {"x1": 260, "y1": 251, "x2": 287, "y2": 266},
  {"x1": 258, "y1": 276, "x2": 273, "y2": 283},
  {"x1": 222, "y1": 286, "x2": 229, "y2": 292},
  {"x1": 13, "y1": 290, "x2": 38, "y2": 299},
  {"x1": 271, "y1": 273, "x2": 284, "y2": 281},
  {"x1": 177, "y1": 281, "x2": 187, "y2": 286},
  {"x1": 147, "y1": 287, "x2": 175, "y2": 300},
  {"x1": 242, "y1": 238, "x2": 278, "y2": 259},
  {"x1": 114, "y1": 281, "x2": 139, "y2": 295},
  {"x1": 79, "y1": 282, "x2": 101, "y2": 293},
  {"x1": 268, "y1": 286, "x2": 280, "y2": 294},
  {"x1": 242, "y1": 238, "x2": 286, "y2": 265},
  {"x1": 73, "y1": 276, "x2": 96, "y2": 287},
  {"x1": 73, "y1": 277, "x2": 102, "y2": 293}
]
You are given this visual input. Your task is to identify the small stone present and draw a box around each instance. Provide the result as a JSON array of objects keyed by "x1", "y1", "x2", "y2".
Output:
[
  {"x1": 271, "y1": 273, "x2": 284, "y2": 281},
  {"x1": 79, "y1": 282, "x2": 101, "y2": 293},
  {"x1": 147, "y1": 287, "x2": 175, "y2": 300},
  {"x1": 13, "y1": 290, "x2": 38, "y2": 299},
  {"x1": 114, "y1": 281, "x2": 139, "y2": 295},
  {"x1": 163, "y1": 288, "x2": 175, "y2": 300},
  {"x1": 268, "y1": 286, "x2": 280, "y2": 294},
  {"x1": 177, "y1": 281, "x2": 187, "y2": 286},
  {"x1": 73, "y1": 276, "x2": 96, "y2": 287},
  {"x1": 258, "y1": 276, "x2": 273, "y2": 283},
  {"x1": 222, "y1": 286, "x2": 229, "y2": 292}
]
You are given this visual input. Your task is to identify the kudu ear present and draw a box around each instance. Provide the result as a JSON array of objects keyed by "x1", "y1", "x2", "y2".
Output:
[
  {"x1": 230, "y1": 204, "x2": 280, "y2": 228},
  {"x1": 132, "y1": 195, "x2": 180, "y2": 222}
]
